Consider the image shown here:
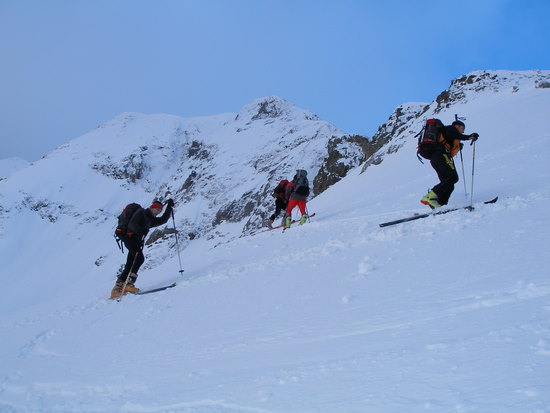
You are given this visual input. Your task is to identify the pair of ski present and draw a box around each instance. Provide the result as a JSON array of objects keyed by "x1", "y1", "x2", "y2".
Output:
[
  {"x1": 379, "y1": 197, "x2": 498, "y2": 227},
  {"x1": 252, "y1": 213, "x2": 316, "y2": 235}
]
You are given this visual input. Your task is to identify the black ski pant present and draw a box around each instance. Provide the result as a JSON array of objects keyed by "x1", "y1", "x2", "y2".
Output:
[
  {"x1": 269, "y1": 198, "x2": 287, "y2": 221},
  {"x1": 430, "y1": 151, "x2": 458, "y2": 205},
  {"x1": 118, "y1": 234, "x2": 144, "y2": 282}
]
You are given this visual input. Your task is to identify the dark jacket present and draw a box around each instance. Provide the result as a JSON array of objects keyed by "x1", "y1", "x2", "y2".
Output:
[
  {"x1": 439, "y1": 125, "x2": 472, "y2": 157},
  {"x1": 127, "y1": 206, "x2": 172, "y2": 238},
  {"x1": 441, "y1": 125, "x2": 471, "y2": 145},
  {"x1": 439, "y1": 125, "x2": 470, "y2": 157}
]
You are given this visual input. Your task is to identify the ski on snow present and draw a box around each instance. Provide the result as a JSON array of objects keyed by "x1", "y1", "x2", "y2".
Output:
[
  {"x1": 251, "y1": 213, "x2": 316, "y2": 235},
  {"x1": 281, "y1": 212, "x2": 316, "y2": 232},
  {"x1": 135, "y1": 282, "x2": 177, "y2": 295},
  {"x1": 379, "y1": 197, "x2": 498, "y2": 228}
]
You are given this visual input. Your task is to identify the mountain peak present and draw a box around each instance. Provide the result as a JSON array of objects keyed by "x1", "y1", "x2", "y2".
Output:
[{"x1": 237, "y1": 96, "x2": 319, "y2": 122}]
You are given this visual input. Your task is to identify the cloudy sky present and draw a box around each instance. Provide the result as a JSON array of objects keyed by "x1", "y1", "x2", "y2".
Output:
[{"x1": 1, "y1": 0, "x2": 549, "y2": 162}]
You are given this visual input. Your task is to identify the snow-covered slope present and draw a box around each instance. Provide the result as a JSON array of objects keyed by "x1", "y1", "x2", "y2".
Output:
[
  {"x1": 0, "y1": 157, "x2": 29, "y2": 179},
  {"x1": 0, "y1": 71, "x2": 549, "y2": 413}
]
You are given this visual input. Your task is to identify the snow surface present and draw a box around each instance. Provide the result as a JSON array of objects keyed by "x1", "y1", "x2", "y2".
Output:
[{"x1": 1, "y1": 71, "x2": 550, "y2": 412}]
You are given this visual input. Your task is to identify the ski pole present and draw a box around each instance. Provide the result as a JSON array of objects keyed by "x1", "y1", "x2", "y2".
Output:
[
  {"x1": 470, "y1": 140, "x2": 476, "y2": 209},
  {"x1": 171, "y1": 209, "x2": 184, "y2": 275},
  {"x1": 459, "y1": 147, "x2": 468, "y2": 199}
]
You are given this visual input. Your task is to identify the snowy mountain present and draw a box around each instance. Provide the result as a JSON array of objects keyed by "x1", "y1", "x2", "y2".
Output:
[
  {"x1": 0, "y1": 70, "x2": 549, "y2": 413},
  {"x1": 0, "y1": 95, "x2": 368, "y2": 275}
]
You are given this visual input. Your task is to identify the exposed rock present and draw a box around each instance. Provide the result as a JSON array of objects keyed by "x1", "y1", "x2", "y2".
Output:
[
  {"x1": 361, "y1": 103, "x2": 428, "y2": 172},
  {"x1": 314, "y1": 134, "x2": 369, "y2": 194},
  {"x1": 146, "y1": 227, "x2": 177, "y2": 246},
  {"x1": 214, "y1": 190, "x2": 259, "y2": 225},
  {"x1": 90, "y1": 151, "x2": 149, "y2": 183}
]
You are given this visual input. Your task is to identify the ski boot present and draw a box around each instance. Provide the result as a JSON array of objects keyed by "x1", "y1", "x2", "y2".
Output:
[
  {"x1": 299, "y1": 214, "x2": 308, "y2": 225},
  {"x1": 420, "y1": 190, "x2": 442, "y2": 209},
  {"x1": 124, "y1": 280, "x2": 140, "y2": 294},
  {"x1": 284, "y1": 215, "x2": 292, "y2": 229},
  {"x1": 109, "y1": 276, "x2": 141, "y2": 299},
  {"x1": 110, "y1": 280, "x2": 125, "y2": 299},
  {"x1": 124, "y1": 273, "x2": 141, "y2": 294}
]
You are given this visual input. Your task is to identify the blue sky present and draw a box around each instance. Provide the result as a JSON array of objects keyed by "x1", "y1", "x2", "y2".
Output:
[{"x1": 1, "y1": 0, "x2": 549, "y2": 162}]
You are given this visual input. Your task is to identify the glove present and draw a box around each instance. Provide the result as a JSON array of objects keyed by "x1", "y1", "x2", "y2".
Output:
[
  {"x1": 166, "y1": 199, "x2": 174, "y2": 208},
  {"x1": 469, "y1": 133, "x2": 479, "y2": 141}
]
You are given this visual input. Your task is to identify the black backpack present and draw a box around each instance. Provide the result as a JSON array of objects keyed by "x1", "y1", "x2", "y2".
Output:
[
  {"x1": 416, "y1": 118, "x2": 444, "y2": 161},
  {"x1": 294, "y1": 170, "x2": 310, "y2": 196},
  {"x1": 115, "y1": 203, "x2": 141, "y2": 235}
]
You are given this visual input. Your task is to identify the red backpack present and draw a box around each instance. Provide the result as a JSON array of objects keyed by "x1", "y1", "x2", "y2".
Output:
[{"x1": 272, "y1": 180, "x2": 289, "y2": 198}]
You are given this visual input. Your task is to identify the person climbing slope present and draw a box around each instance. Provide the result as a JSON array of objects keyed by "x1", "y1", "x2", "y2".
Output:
[
  {"x1": 283, "y1": 169, "x2": 310, "y2": 229},
  {"x1": 111, "y1": 199, "x2": 174, "y2": 299}
]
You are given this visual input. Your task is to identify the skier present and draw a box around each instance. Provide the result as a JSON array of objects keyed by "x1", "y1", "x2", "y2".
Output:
[
  {"x1": 283, "y1": 170, "x2": 310, "y2": 229},
  {"x1": 110, "y1": 199, "x2": 174, "y2": 299},
  {"x1": 268, "y1": 179, "x2": 290, "y2": 228},
  {"x1": 421, "y1": 120, "x2": 479, "y2": 208}
]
